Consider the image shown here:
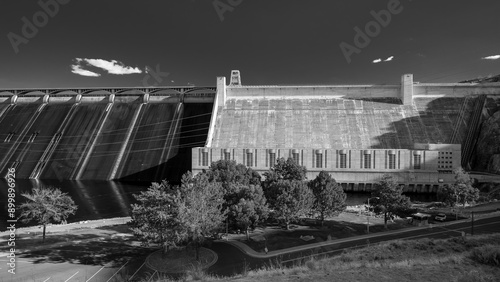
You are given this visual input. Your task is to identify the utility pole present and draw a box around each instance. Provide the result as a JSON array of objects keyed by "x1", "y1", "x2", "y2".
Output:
[
  {"x1": 471, "y1": 211, "x2": 474, "y2": 236},
  {"x1": 367, "y1": 197, "x2": 371, "y2": 234},
  {"x1": 366, "y1": 197, "x2": 379, "y2": 234}
]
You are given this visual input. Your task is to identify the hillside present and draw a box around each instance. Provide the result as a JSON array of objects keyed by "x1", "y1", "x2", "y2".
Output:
[
  {"x1": 226, "y1": 234, "x2": 500, "y2": 282},
  {"x1": 460, "y1": 74, "x2": 500, "y2": 84}
]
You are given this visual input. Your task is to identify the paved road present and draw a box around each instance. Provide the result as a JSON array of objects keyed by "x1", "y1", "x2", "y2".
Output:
[
  {"x1": 0, "y1": 237, "x2": 153, "y2": 282},
  {"x1": 1, "y1": 215, "x2": 499, "y2": 281},
  {"x1": 207, "y1": 215, "x2": 500, "y2": 276}
]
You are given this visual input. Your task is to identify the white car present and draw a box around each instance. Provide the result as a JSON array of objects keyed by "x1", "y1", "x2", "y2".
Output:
[{"x1": 434, "y1": 213, "x2": 446, "y2": 222}]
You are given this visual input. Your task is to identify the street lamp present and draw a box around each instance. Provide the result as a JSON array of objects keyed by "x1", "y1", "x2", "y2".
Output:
[{"x1": 367, "y1": 197, "x2": 380, "y2": 234}]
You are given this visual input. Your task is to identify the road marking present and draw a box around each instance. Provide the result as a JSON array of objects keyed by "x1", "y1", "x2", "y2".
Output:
[
  {"x1": 64, "y1": 271, "x2": 79, "y2": 282},
  {"x1": 42, "y1": 278, "x2": 51, "y2": 282},
  {"x1": 106, "y1": 260, "x2": 129, "y2": 282},
  {"x1": 86, "y1": 266, "x2": 105, "y2": 281}
]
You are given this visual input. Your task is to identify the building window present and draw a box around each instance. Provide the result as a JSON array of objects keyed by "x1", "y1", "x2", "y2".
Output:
[
  {"x1": 269, "y1": 152, "x2": 276, "y2": 167},
  {"x1": 316, "y1": 150, "x2": 323, "y2": 168},
  {"x1": 388, "y1": 154, "x2": 396, "y2": 169},
  {"x1": 414, "y1": 155, "x2": 421, "y2": 169},
  {"x1": 340, "y1": 153, "x2": 347, "y2": 168},
  {"x1": 224, "y1": 152, "x2": 231, "y2": 161},
  {"x1": 246, "y1": 152, "x2": 253, "y2": 167},
  {"x1": 202, "y1": 151, "x2": 209, "y2": 166},
  {"x1": 292, "y1": 152, "x2": 300, "y2": 164},
  {"x1": 364, "y1": 154, "x2": 371, "y2": 169}
]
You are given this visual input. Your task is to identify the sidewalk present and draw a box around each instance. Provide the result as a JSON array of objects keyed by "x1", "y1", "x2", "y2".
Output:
[
  {"x1": 218, "y1": 212, "x2": 500, "y2": 259},
  {"x1": 0, "y1": 217, "x2": 135, "y2": 257}
]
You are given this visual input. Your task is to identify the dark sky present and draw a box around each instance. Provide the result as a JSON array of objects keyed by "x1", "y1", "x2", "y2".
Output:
[{"x1": 1, "y1": 0, "x2": 499, "y2": 88}]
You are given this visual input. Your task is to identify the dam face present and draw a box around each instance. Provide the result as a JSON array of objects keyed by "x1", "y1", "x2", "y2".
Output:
[{"x1": 0, "y1": 88, "x2": 214, "y2": 182}]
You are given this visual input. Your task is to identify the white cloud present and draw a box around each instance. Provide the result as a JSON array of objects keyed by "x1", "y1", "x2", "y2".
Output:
[
  {"x1": 78, "y1": 58, "x2": 143, "y2": 75},
  {"x1": 372, "y1": 58, "x2": 382, "y2": 64},
  {"x1": 384, "y1": 56, "x2": 394, "y2": 62},
  {"x1": 71, "y1": 64, "x2": 101, "y2": 77},
  {"x1": 71, "y1": 58, "x2": 143, "y2": 77},
  {"x1": 482, "y1": 55, "x2": 500, "y2": 60}
]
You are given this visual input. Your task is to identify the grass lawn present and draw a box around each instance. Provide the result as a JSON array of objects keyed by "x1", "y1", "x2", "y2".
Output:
[{"x1": 0, "y1": 219, "x2": 134, "y2": 252}]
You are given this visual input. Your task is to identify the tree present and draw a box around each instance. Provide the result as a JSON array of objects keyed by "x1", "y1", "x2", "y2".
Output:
[
  {"x1": 19, "y1": 187, "x2": 78, "y2": 243},
  {"x1": 230, "y1": 199, "x2": 255, "y2": 240},
  {"x1": 224, "y1": 182, "x2": 269, "y2": 235},
  {"x1": 309, "y1": 171, "x2": 347, "y2": 226},
  {"x1": 371, "y1": 174, "x2": 411, "y2": 229},
  {"x1": 207, "y1": 160, "x2": 269, "y2": 235},
  {"x1": 178, "y1": 172, "x2": 227, "y2": 260},
  {"x1": 129, "y1": 180, "x2": 185, "y2": 255},
  {"x1": 271, "y1": 180, "x2": 314, "y2": 230},
  {"x1": 263, "y1": 157, "x2": 307, "y2": 183},
  {"x1": 207, "y1": 160, "x2": 261, "y2": 189},
  {"x1": 438, "y1": 167, "x2": 479, "y2": 207},
  {"x1": 263, "y1": 157, "x2": 308, "y2": 207}
]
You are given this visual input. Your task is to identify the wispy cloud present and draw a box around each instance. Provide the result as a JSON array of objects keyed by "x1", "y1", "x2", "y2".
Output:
[
  {"x1": 71, "y1": 64, "x2": 101, "y2": 77},
  {"x1": 482, "y1": 55, "x2": 500, "y2": 60},
  {"x1": 372, "y1": 56, "x2": 394, "y2": 64},
  {"x1": 71, "y1": 58, "x2": 143, "y2": 77}
]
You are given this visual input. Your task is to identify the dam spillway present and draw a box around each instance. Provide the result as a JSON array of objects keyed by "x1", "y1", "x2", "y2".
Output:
[{"x1": 0, "y1": 88, "x2": 214, "y2": 182}]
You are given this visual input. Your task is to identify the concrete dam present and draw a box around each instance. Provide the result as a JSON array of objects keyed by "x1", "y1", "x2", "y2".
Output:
[
  {"x1": 2, "y1": 72, "x2": 500, "y2": 188},
  {"x1": 0, "y1": 88, "x2": 214, "y2": 182}
]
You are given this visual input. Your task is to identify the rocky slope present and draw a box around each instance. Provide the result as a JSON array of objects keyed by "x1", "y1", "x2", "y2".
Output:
[{"x1": 474, "y1": 103, "x2": 500, "y2": 174}]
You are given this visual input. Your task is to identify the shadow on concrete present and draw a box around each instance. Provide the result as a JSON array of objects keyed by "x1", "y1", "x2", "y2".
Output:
[{"x1": 370, "y1": 96, "x2": 476, "y2": 150}]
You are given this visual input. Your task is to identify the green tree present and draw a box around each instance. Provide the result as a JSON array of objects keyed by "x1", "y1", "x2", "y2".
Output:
[
  {"x1": 271, "y1": 180, "x2": 314, "y2": 230},
  {"x1": 225, "y1": 183, "x2": 269, "y2": 236},
  {"x1": 178, "y1": 172, "x2": 227, "y2": 260},
  {"x1": 309, "y1": 171, "x2": 347, "y2": 226},
  {"x1": 438, "y1": 167, "x2": 479, "y2": 207},
  {"x1": 207, "y1": 160, "x2": 261, "y2": 189},
  {"x1": 207, "y1": 160, "x2": 269, "y2": 235},
  {"x1": 371, "y1": 174, "x2": 411, "y2": 229},
  {"x1": 19, "y1": 187, "x2": 78, "y2": 243},
  {"x1": 129, "y1": 180, "x2": 186, "y2": 255},
  {"x1": 263, "y1": 157, "x2": 308, "y2": 207}
]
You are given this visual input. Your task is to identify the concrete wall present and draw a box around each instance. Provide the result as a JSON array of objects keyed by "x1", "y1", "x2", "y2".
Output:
[
  {"x1": 225, "y1": 85, "x2": 401, "y2": 100},
  {"x1": 192, "y1": 145, "x2": 461, "y2": 187},
  {"x1": 414, "y1": 84, "x2": 500, "y2": 97}
]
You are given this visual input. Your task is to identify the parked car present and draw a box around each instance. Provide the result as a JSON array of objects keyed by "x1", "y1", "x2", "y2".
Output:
[{"x1": 434, "y1": 213, "x2": 446, "y2": 222}]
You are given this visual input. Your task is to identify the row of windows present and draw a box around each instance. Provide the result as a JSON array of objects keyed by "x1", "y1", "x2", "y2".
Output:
[{"x1": 200, "y1": 150, "x2": 422, "y2": 170}]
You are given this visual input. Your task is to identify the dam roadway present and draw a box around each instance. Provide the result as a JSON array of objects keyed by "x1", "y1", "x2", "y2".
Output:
[{"x1": 0, "y1": 88, "x2": 214, "y2": 182}]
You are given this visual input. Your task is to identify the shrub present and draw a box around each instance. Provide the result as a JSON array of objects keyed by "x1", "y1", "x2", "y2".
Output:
[
  {"x1": 305, "y1": 259, "x2": 319, "y2": 271},
  {"x1": 469, "y1": 245, "x2": 500, "y2": 266}
]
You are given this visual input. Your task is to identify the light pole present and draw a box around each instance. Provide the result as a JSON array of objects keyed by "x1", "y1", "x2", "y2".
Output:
[{"x1": 367, "y1": 197, "x2": 379, "y2": 234}]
